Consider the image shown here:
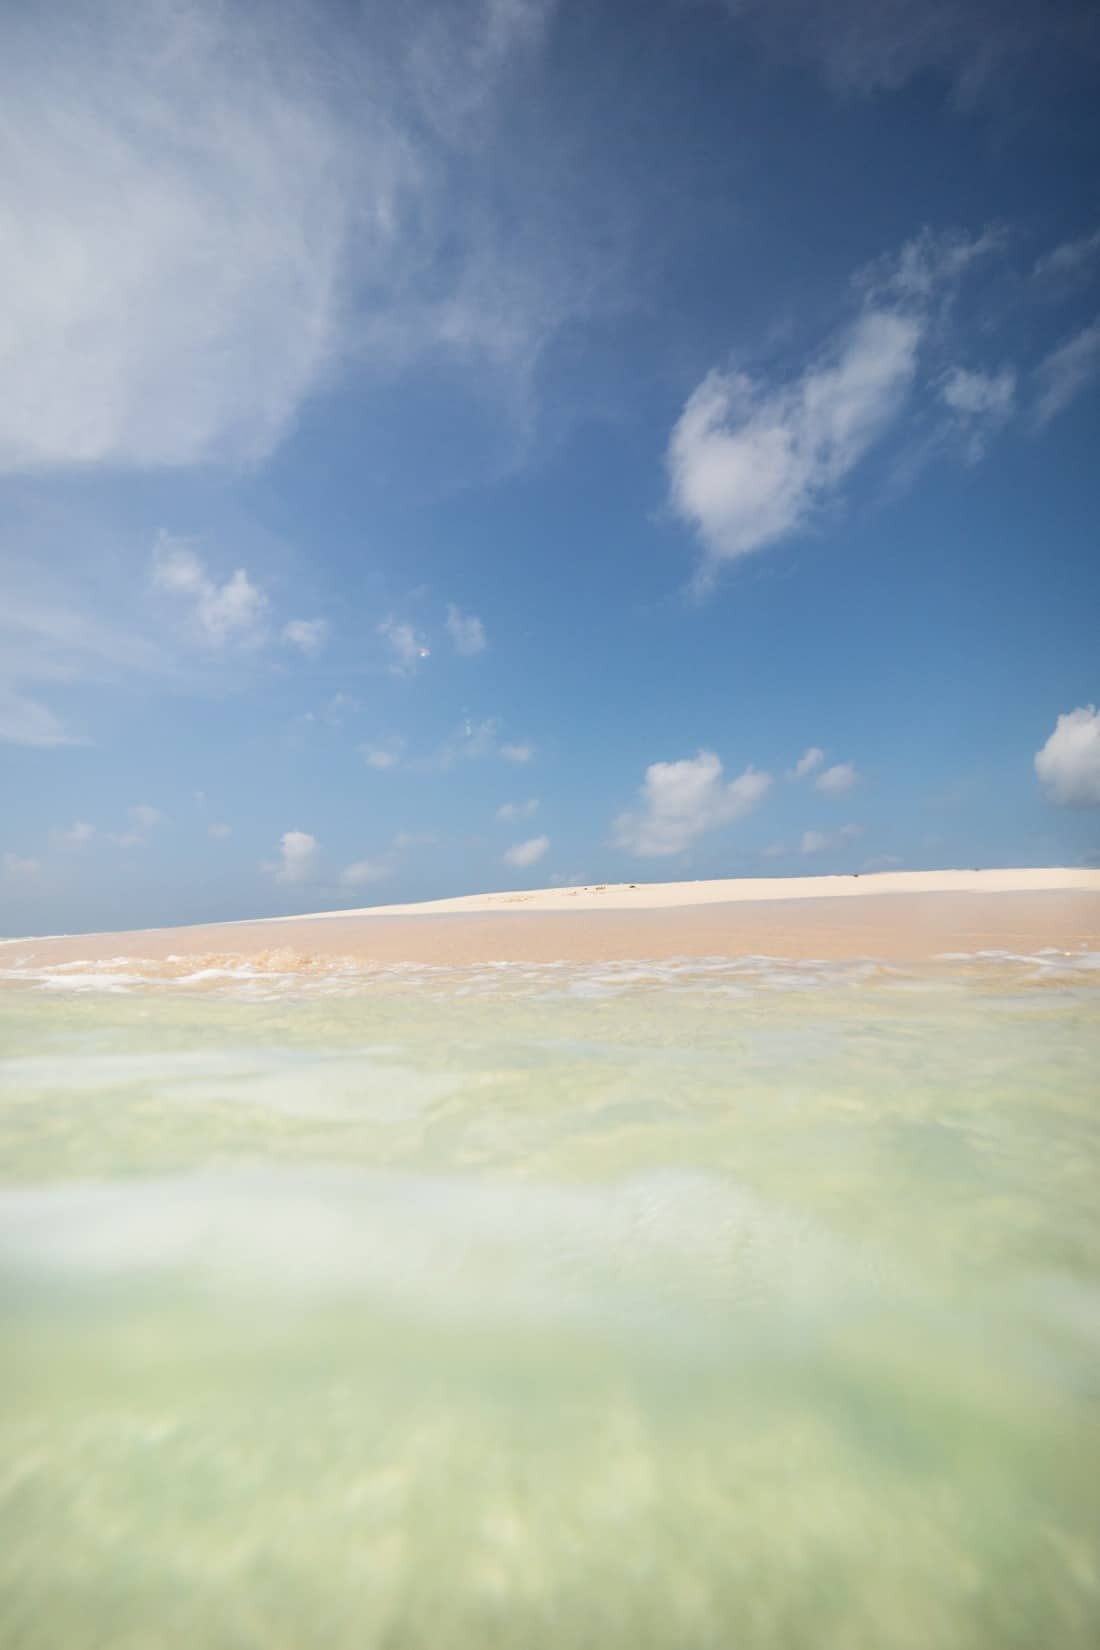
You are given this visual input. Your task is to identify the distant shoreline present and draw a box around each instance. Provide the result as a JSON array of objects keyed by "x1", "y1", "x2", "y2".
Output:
[
  {"x1": 6, "y1": 869, "x2": 1099, "y2": 972},
  {"x1": 270, "y1": 867, "x2": 1100, "y2": 922}
]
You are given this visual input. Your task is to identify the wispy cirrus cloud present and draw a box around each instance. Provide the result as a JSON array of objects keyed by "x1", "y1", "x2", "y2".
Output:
[
  {"x1": 800, "y1": 823, "x2": 863, "y2": 854},
  {"x1": 446, "y1": 605, "x2": 487, "y2": 656},
  {"x1": 1033, "y1": 228, "x2": 1100, "y2": 282},
  {"x1": 715, "y1": 0, "x2": 1098, "y2": 102},
  {"x1": 504, "y1": 834, "x2": 550, "y2": 868},
  {"x1": 0, "y1": 0, "x2": 629, "y2": 480},
  {"x1": 1033, "y1": 320, "x2": 1100, "y2": 427},
  {"x1": 281, "y1": 618, "x2": 330, "y2": 656},
  {"x1": 938, "y1": 364, "x2": 1016, "y2": 461}
]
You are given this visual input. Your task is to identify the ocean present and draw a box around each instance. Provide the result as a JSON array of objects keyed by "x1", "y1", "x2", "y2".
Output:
[{"x1": 1, "y1": 947, "x2": 1098, "y2": 1647}]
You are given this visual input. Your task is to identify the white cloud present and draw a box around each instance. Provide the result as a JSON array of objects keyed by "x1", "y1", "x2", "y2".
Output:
[
  {"x1": 497, "y1": 798, "x2": 539, "y2": 821},
  {"x1": 282, "y1": 619, "x2": 329, "y2": 655},
  {"x1": 613, "y1": 750, "x2": 772, "y2": 857},
  {"x1": 789, "y1": 746, "x2": 824, "y2": 780},
  {"x1": 3, "y1": 851, "x2": 41, "y2": 881},
  {"x1": 504, "y1": 834, "x2": 550, "y2": 868},
  {"x1": 815, "y1": 762, "x2": 859, "y2": 793},
  {"x1": 1034, "y1": 230, "x2": 1100, "y2": 281},
  {"x1": 1034, "y1": 320, "x2": 1100, "y2": 426},
  {"x1": 57, "y1": 821, "x2": 95, "y2": 845},
  {"x1": 761, "y1": 841, "x2": 787, "y2": 857},
  {"x1": 152, "y1": 535, "x2": 268, "y2": 646},
  {"x1": 446, "y1": 605, "x2": 487, "y2": 656},
  {"x1": 0, "y1": 571, "x2": 167, "y2": 749},
  {"x1": 362, "y1": 740, "x2": 404, "y2": 769},
  {"x1": 668, "y1": 309, "x2": 921, "y2": 571},
  {"x1": 1034, "y1": 706, "x2": 1100, "y2": 807},
  {"x1": 340, "y1": 858, "x2": 392, "y2": 889},
  {"x1": 0, "y1": 0, "x2": 374, "y2": 473},
  {"x1": 858, "y1": 226, "x2": 1005, "y2": 304},
  {"x1": 208, "y1": 823, "x2": 232, "y2": 840},
  {"x1": 111, "y1": 803, "x2": 163, "y2": 849},
  {"x1": 939, "y1": 364, "x2": 1015, "y2": 460},
  {"x1": 801, "y1": 823, "x2": 863, "y2": 854},
  {"x1": 500, "y1": 741, "x2": 534, "y2": 763},
  {"x1": 378, "y1": 617, "x2": 431, "y2": 675},
  {"x1": 265, "y1": 830, "x2": 320, "y2": 884},
  {"x1": 720, "y1": 2, "x2": 1094, "y2": 101},
  {"x1": 0, "y1": 690, "x2": 87, "y2": 748},
  {"x1": 0, "y1": 1, "x2": 605, "y2": 478}
]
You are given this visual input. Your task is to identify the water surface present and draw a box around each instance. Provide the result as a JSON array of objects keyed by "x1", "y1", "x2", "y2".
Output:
[{"x1": 1, "y1": 951, "x2": 1098, "y2": 1647}]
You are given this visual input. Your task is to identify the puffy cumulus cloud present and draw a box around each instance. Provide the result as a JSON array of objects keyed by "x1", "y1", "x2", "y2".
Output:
[
  {"x1": 800, "y1": 823, "x2": 863, "y2": 854},
  {"x1": 789, "y1": 746, "x2": 824, "y2": 780},
  {"x1": 378, "y1": 618, "x2": 431, "y2": 676},
  {"x1": 497, "y1": 798, "x2": 539, "y2": 821},
  {"x1": 265, "y1": 830, "x2": 320, "y2": 884},
  {"x1": 668, "y1": 310, "x2": 920, "y2": 573},
  {"x1": 815, "y1": 761, "x2": 860, "y2": 793},
  {"x1": 504, "y1": 834, "x2": 550, "y2": 868},
  {"x1": 1034, "y1": 320, "x2": 1100, "y2": 427},
  {"x1": 500, "y1": 742, "x2": 534, "y2": 763},
  {"x1": 613, "y1": 750, "x2": 772, "y2": 857},
  {"x1": 446, "y1": 605, "x2": 487, "y2": 656},
  {"x1": 281, "y1": 619, "x2": 329, "y2": 655},
  {"x1": 1035, "y1": 706, "x2": 1100, "y2": 807},
  {"x1": 152, "y1": 535, "x2": 268, "y2": 646}
]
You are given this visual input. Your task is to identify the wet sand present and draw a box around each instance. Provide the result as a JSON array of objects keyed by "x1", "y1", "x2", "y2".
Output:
[{"x1": 7, "y1": 870, "x2": 1099, "y2": 972}]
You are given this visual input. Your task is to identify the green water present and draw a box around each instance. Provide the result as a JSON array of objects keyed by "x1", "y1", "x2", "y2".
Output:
[{"x1": 1, "y1": 954, "x2": 1098, "y2": 1647}]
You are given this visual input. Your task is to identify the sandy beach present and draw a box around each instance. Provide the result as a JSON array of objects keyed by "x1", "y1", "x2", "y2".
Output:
[{"x1": 8, "y1": 867, "x2": 1099, "y2": 973}]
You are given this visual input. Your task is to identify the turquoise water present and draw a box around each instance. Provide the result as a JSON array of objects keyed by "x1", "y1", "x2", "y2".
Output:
[{"x1": 1, "y1": 951, "x2": 1098, "y2": 1647}]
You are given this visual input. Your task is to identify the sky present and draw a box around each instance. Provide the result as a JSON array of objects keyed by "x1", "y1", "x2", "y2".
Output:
[{"x1": 2, "y1": 0, "x2": 1099, "y2": 934}]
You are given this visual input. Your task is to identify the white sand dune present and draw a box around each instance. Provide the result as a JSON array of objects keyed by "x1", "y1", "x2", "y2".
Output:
[{"x1": 277, "y1": 866, "x2": 1100, "y2": 922}]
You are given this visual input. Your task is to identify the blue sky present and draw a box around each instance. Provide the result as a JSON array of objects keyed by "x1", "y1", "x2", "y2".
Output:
[{"x1": 2, "y1": 0, "x2": 1099, "y2": 934}]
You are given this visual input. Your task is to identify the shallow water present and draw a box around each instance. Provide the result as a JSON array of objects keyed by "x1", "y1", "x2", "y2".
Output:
[{"x1": 1, "y1": 952, "x2": 1098, "y2": 1648}]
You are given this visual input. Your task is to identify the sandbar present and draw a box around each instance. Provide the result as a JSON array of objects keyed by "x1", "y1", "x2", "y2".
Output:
[{"x1": 6, "y1": 868, "x2": 1099, "y2": 973}]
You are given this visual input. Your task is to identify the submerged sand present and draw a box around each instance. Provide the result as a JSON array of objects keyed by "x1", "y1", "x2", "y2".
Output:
[{"x1": 7, "y1": 868, "x2": 1099, "y2": 973}]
